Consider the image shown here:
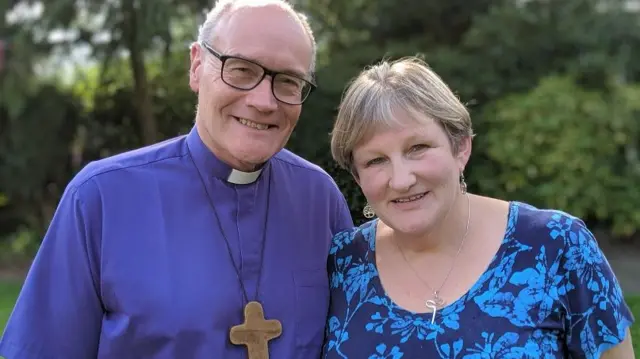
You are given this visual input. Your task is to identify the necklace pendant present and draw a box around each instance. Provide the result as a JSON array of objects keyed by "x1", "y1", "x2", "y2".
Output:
[
  {"x1": 432, "y1": 292, "x2": 445, "y2": 309},
  {"x1": 230, "y1": 301, "x2": 282, "y2": 359},
  {"x1": 425, "y1": 300, "x2": 438, "y2": 324},
  {"x1": 425, "y1": 292, "x2": 446, "y2": 325}
]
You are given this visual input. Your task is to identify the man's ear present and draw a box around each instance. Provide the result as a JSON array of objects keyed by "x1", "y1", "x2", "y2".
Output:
[{"x1": 189, "y1": 42, "x2": 203, "y2": 93}]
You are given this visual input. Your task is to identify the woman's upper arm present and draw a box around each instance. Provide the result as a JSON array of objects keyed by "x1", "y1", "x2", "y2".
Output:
[
  {"x1": 600, "y1": 328, "x2": 635, "y2": 358},
  {"x1": 559, "y1": 216, "x2": 635, "y2": 358}
]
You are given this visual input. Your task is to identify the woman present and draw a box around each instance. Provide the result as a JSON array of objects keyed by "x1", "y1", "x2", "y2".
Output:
[{"x1": 322, "y1": 57, "x2": 635, "y2": 358}]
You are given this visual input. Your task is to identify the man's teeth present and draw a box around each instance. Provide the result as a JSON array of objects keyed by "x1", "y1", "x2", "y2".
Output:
[
  {"x1": 394, "y1": 193, "x2": 426, "y2": 203},
  {"x1": 237, "y1": 117, "x2": 269, "y2": 130}
]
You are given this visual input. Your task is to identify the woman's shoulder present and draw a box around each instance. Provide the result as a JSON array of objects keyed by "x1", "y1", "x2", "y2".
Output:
[
  {"x1": 510, "y1": 200, "x2": 592, "y2": 242},
  {"x1": 329, "y1": 219, "x2": 377, "y2": 257},
  {"x1": 506, "y1": 201, "x2": 604, "y2": 271},
  {"x1": 507, "y1": 202, "x2": 634, "y2": 356}
]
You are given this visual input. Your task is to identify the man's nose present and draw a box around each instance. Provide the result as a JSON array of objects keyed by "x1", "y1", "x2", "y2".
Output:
[{"x1": 245, "y1": 76, "x2": 278, "y2": 112}]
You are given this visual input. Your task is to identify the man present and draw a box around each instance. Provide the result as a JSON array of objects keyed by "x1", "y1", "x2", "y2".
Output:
[{"x1": 0, "y1": 0, "x2": 353, "y2": 358}]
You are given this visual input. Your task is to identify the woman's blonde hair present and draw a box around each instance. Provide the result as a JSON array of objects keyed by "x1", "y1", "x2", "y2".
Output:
[{"x1": 330, "y1": 56, "x2": 474, "y2": 175}]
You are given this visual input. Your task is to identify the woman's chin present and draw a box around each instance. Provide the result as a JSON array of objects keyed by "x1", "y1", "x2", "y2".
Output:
[{"x1": 381, "y1": 214, "x2": 435, "y2": 238}]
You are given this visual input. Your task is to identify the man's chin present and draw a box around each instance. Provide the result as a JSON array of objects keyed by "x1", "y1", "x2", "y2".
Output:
[{"x1": 233, "y1": 150, "x2": 278, "y2": 171}]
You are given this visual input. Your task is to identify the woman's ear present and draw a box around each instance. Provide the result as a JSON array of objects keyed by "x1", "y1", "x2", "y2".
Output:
[
  {"x1": 456, "y1": 136, "x2": 473, "y2": 169},
  {"x1": 351, "y1": 168, "x2": 361, "y2": 186}
]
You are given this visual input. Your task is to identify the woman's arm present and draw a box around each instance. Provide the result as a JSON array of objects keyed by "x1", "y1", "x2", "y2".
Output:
[{"x1": 601, "y1": 328, "x2": 635, "y2": 358}]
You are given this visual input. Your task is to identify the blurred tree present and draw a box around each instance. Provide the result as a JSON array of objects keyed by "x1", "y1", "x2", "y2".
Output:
[
  {"x1": 2, "y1": 0, "x2": 640, "y2": 242},
  {"x1": 0, "y1": 0, "x2": 209, "y2": 242},
  {"x1": 0, "y1": 84, "x2": 83, "y2": 238},
  {"x1": 434, "y1": 0, "x2": 640, "y2": 103},
  {"x1": 6, "y1": 0, "x2": 210, "y2": 145},
  {"x1": 0, "y1": 2, "x2": 49, "y2": 120},
  {"x1": 482, "y1": 76, "x2": 640, "y2": 237},
  {"x1": 0, "y1": 38, "x2": 7, "y2": 73},
  {"x1": 294, "y1": 0, "x2": 640, "y2": 226},
  {"x1": 431, "y1": 0, "x2": 640, "y2": 212}
]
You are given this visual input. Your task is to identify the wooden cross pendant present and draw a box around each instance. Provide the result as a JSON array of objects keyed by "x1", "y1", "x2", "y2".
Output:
[{"x1": 230, "y1": 301, "x2": 282, "y2": 359}]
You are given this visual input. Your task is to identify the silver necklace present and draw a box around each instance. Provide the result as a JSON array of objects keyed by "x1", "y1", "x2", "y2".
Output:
[{"x1": 394, "y1": 194, "x2": 471, "y2": 324}]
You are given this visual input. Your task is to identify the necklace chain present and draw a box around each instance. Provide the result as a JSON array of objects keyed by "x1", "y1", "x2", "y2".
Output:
[
  {"x1": 394, "y1": 194, "x2": 471, "y2": 313},
  {"x1": 189, "y1": 151, "x2": 271, "y2": 306}
]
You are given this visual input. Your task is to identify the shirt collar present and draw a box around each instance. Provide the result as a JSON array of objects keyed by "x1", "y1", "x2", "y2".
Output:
[{"x1": 186, "y1": 125, "x2": 265, "y2": 185}]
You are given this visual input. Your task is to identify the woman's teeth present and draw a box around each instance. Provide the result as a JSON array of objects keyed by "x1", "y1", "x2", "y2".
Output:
[
  {"x1": 393, "y1": 193, "x2": 426, "y2": 203},
  {"x1": 237, "y1": 117, "x2": 269, "y2": 130}
]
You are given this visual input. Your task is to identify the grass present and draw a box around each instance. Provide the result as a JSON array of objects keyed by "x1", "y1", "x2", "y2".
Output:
[
  {"x1": 629, "y1": 296, "x2": 640, "y2": 353},
  {"x1": 0, "y1": 279, "x2": 638, "y2": 354},
  {"x1": 0, "y1": 280, "x2": 21, "y2": 333}
]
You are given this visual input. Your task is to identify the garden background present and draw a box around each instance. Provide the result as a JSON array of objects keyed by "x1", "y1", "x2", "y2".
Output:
[{"x1": 0, "y1": 0, "x2": 639, "y2": 352}]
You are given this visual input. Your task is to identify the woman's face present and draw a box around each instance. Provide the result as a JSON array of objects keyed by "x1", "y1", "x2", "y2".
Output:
[{"x1": 352, "y1": 112, "x2": 471, "y2": 237}]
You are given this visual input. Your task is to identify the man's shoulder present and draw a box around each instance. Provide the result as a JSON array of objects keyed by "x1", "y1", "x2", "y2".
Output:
[
  {"x1": 272, "y1": 148, "x2": 337, "y2": 184},
  {"x1": 68, "y1": 135, "x2": 188, "y2": 193},
  {"x1": 329, "y1": 220, "x2": 376, "y2": 257}
]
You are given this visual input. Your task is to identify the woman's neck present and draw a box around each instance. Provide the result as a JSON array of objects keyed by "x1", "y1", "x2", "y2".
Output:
[{"x1": 381, "y1": 193, "x2": 472, "y2": 255}]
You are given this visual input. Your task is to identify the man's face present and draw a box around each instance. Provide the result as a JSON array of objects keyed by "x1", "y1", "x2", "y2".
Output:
[{"x1": 189, "y1": 5, "x2": 313, "y2": 171}]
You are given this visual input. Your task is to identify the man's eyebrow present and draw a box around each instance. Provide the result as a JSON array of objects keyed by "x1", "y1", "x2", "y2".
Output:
[
  {"x1": 227, "y1": 52, "x2": 310, "y2": 80},
  {"x1": 281, "y1": 68, "x2": 309, "y2": 80}
]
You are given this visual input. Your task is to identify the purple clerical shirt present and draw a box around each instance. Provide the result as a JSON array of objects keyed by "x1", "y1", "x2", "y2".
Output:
[{"x1": 0, "y1": 126, "x2": 354, "y2": 359}]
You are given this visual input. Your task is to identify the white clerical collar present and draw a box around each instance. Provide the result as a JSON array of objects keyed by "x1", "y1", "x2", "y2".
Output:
[{"x1": 227, "y1": 168, "x2": 263, "y2": 184}]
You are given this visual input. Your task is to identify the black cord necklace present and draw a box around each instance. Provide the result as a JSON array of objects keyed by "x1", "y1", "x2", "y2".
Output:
[{"x1": 189, "y1": 154, "x2": 272, "y2": 307}]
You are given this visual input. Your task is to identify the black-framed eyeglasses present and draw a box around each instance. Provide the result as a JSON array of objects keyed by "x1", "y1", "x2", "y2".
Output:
[{"x1": 201, "y1": 42, "x2": 316, "y2": 105}]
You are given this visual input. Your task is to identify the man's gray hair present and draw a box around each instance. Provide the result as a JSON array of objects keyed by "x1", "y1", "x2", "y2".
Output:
[{"x1": 196, "y1": 0, "x2": 317, "y2": 73}]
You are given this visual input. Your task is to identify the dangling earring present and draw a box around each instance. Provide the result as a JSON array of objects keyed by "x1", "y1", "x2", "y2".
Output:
[
  {"x1": 460, "y1": 173, "x2": 468, "y2": 194},
  {"x1": 363, "y1": 203, "x2": 375, "y2": 219}
]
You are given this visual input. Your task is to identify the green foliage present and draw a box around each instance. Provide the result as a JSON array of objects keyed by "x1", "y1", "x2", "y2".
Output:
[
  {"x1": 481, "y1": 76, "x2": 640, "y2": 236},
  {"x1": 1, "y1": 227, "x2": 39, "y2": 257},
  {"x1": 0, "y1": 27, "x2": 42, "y2": 120},
  {"x1": 2, "y1": 0, "x2": 640, "y2": 243},
  {"x1": 77, "y1": 51, "x2": 196, "y2": 160},
  {"x1": 0, "y1": 280, "x2": 23, "y2": 332},
  {"x1": 0, "y1": 82, "x2": 83, "y2": 239},
  {"x1": 629, "y1": 296, "x2": 640, "y2": 353}
]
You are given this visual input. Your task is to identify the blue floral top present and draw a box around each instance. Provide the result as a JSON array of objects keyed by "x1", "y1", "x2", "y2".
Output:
[{"x1": 322, "y1": 201, "x2": 634, "y2": 358}]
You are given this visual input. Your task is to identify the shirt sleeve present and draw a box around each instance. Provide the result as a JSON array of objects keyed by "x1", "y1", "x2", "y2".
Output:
[
  {"x1": 331, "y1": 191, "x2": 354, "y2": 236},
  {"x1": 562, "y1": 217, "x2": 635, "y2": 358},
  {"x1": 0, "y1": 180, "x2": 103, "y2": 359}
]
